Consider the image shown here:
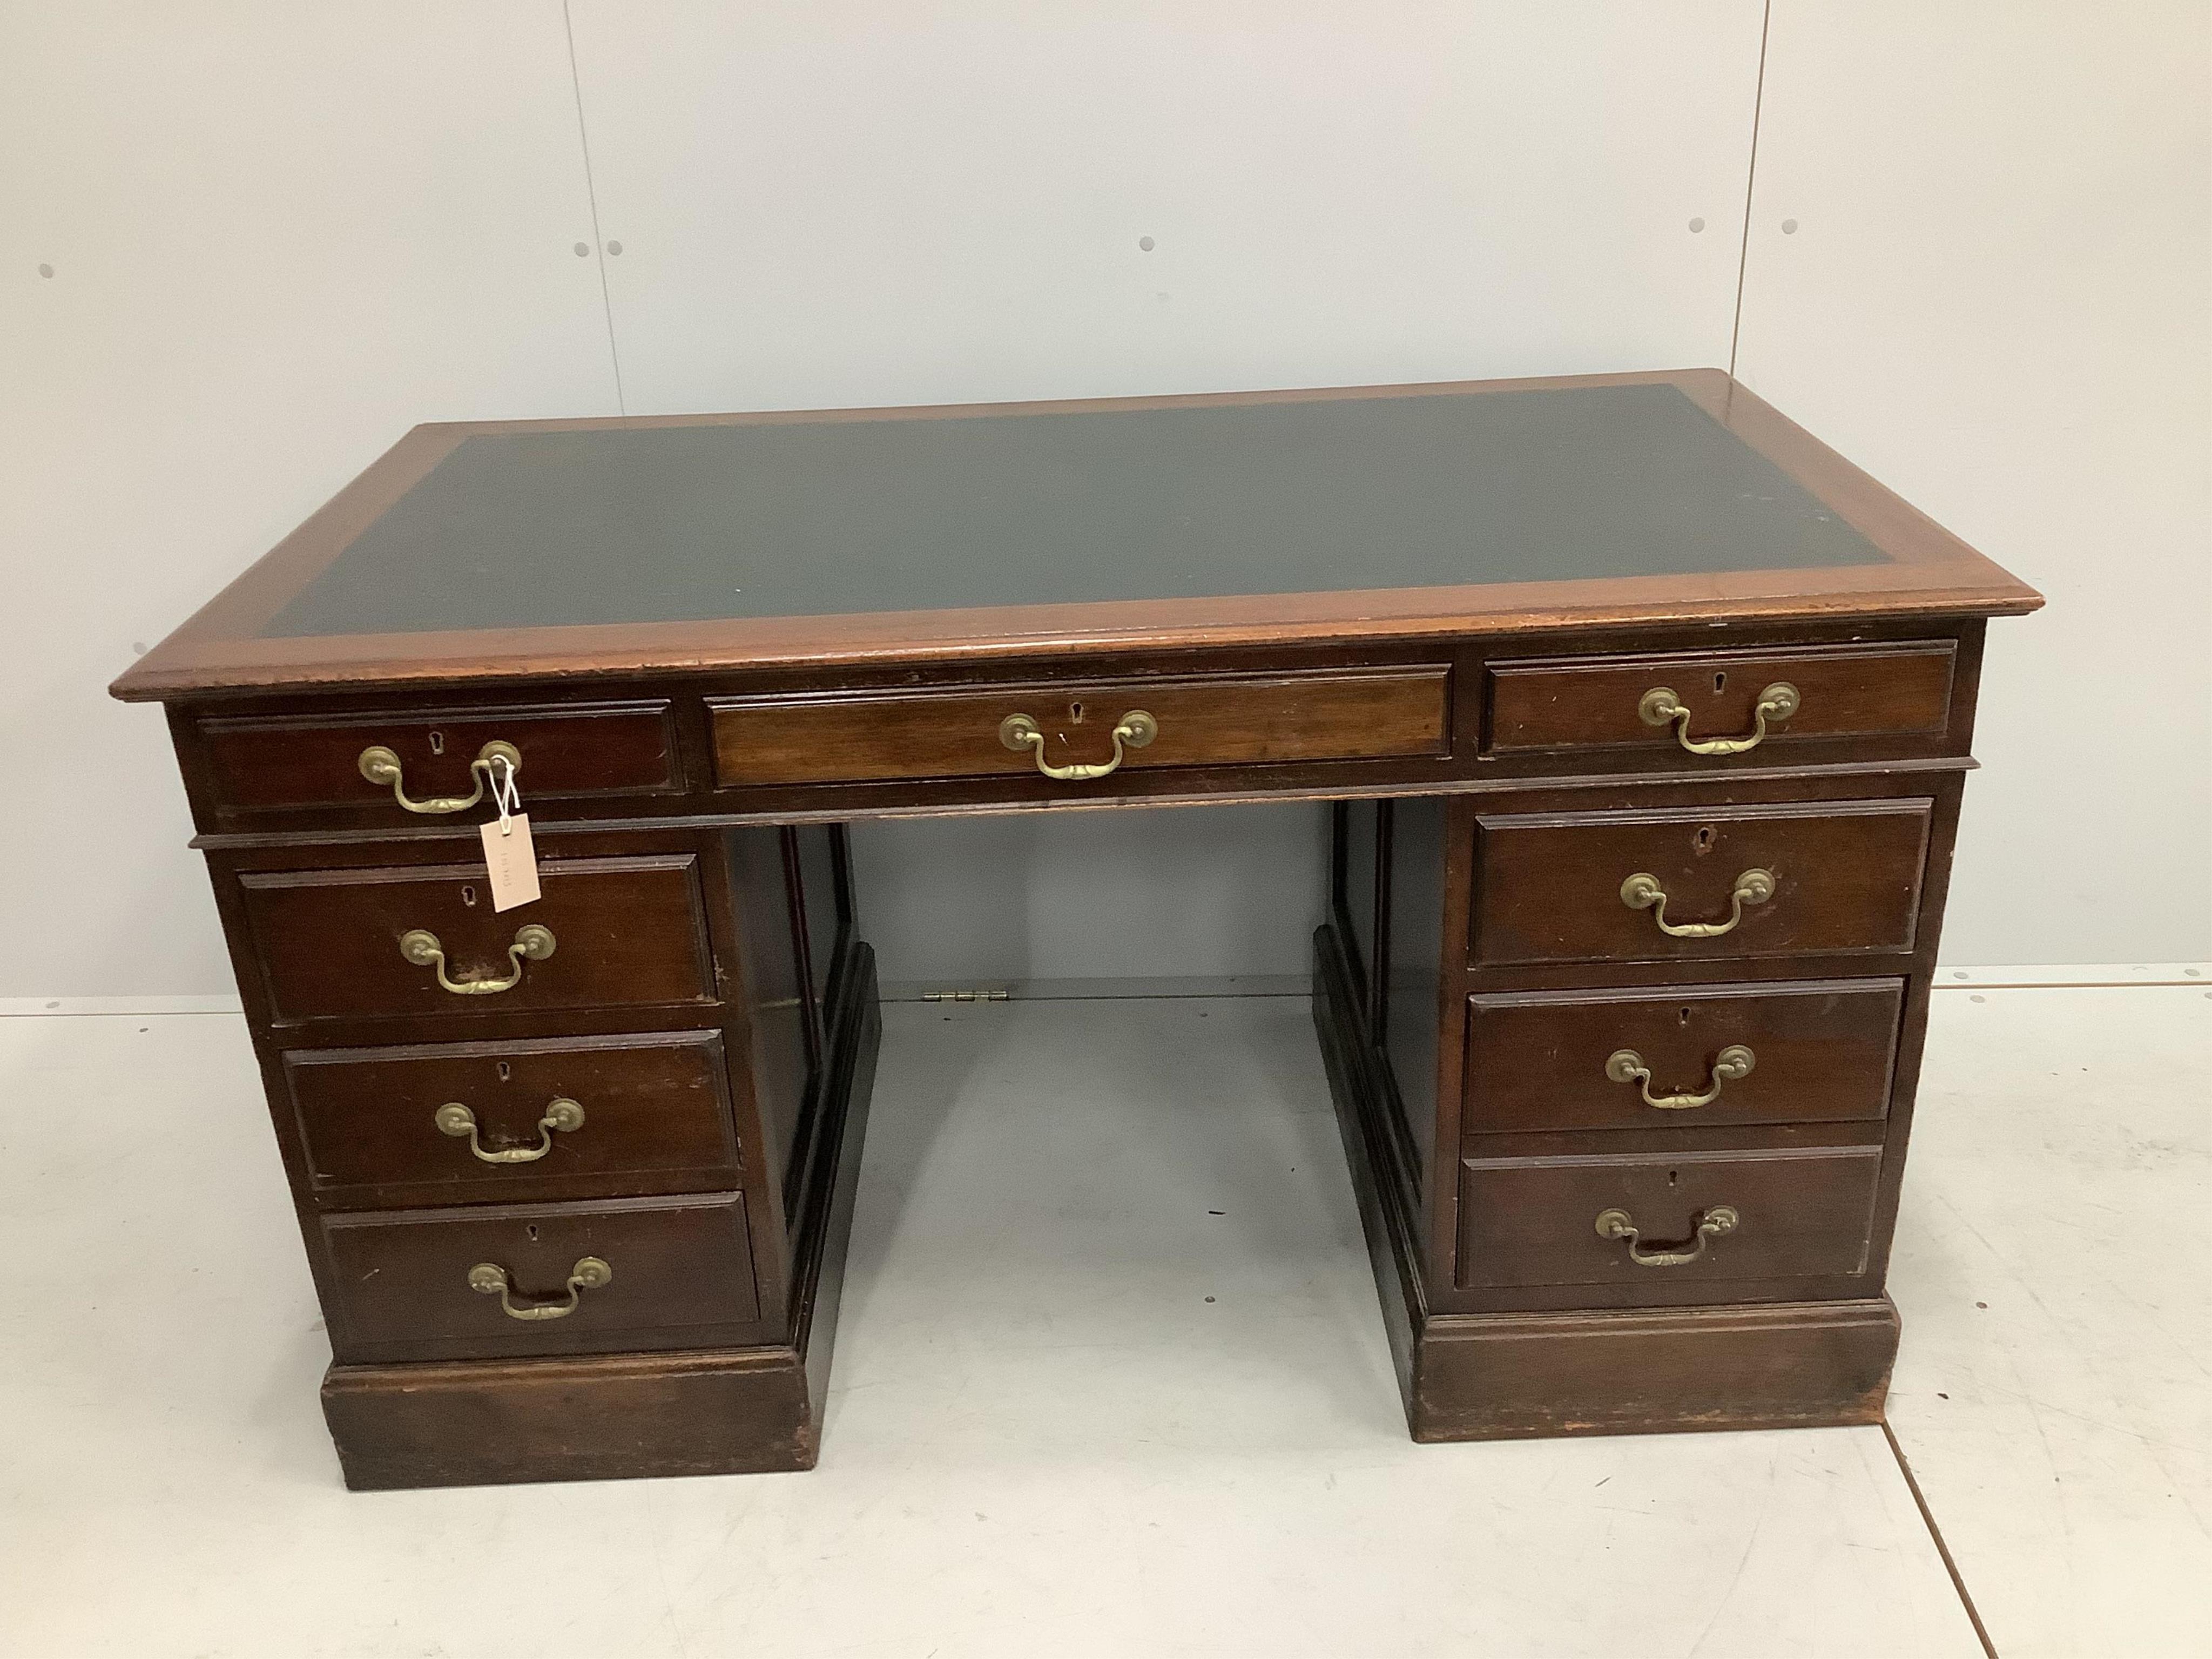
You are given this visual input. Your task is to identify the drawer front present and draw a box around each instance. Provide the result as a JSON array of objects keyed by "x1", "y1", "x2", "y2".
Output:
[
  {"x1": 240, "y1": 854, "x2": 716, "y2": 1023},
  {"x1": 199, "y1": 700, "x2": 678, "y2": 815},
  {"x1": 1457, "y1": 1146, "x2": 1883, "y2": 1290},
  {"x1": 322, "y1": 1192, "x2": 759, "y2": 1360},
  {"x1": 1470, "y1": 800, "x2": 1931, "y2": 967},
  {"x1": 285, "y1": 1029, "x2": 739, "y2": 1202},
  {"x1": 1464, "y1": 979, "x2": 1904, "y2": 1137},
  {"x1": 710, "y1": 666, "x2": 1452, "y2": 787},
  {"x1": 1482, "y1": 641, "x2": 1954, "y2": 757}
]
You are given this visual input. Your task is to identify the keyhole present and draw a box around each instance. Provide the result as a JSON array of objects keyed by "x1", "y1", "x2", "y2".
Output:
[
  {"x1": 1694, "y1": 826, "x2": 1715, "y2": 854},
  {"x1": 461, "y1": 884, "x2": 478, "y2": 907},
  {"x1": 526, "y1": 1224, "x2": 539, "y2": 1242},
  {"x1": 1069, "y1": 700, "x2": 1085, "y2": 723},
  {"x1": 1667, "y1": 1169, "x2": 1680, "y2": 1188},
  {"x1": 496, "y1": 1060, "x2": 511, "y2": 1083},
  {"x1": 428, "y1": 730, "x2": 446, "y2": 756},
  {"x1": 1678, "y1": 1007, "x2": 1692, "y2": 1026},
  {"x1": 1713, "y1": 671, "x2": 1727, "y2": 694}
]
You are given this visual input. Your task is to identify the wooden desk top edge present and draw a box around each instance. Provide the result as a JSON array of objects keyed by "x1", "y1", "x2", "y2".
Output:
[{"x1": 111, "y1": 368, "x2": 2041, "y2": 703}]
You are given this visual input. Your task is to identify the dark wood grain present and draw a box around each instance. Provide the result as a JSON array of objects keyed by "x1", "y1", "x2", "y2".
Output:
[
  {"x1": 321, "y1": 1191, "x2": 759, "y2": 1363},
  {"x1": 1409, "y1": 1299, "x2": 1897, "y2": 1440},
  {"x1": 282, "y1": 1029, "x2": 738, "y2": 1206},
  {"x1": 725, "y1": 825, "x2": 812, "y2": 1217},
  {"x1": 1312, "y1": 919, "x2": 1425, "y2": 1405},
  {"x1": 322, "y1": 1346, "x2": 818, "y2": 1488},
  {"x1": 710, "y1": 666, "x2": 1452, "y2": 788},
  {"x1": 199, "y1": 699, "x2": 678, "y2": 817},
  {"x1": 1455, "y1": 1144, "x2": 1883, "y2": 1291},
  {"x1": 1463, "y1": 979, "x2": 1905, "y2": 1137},
  {"x1": 1382, "y1": 797, "x2": 1448, "y2": 1193},
  {"x1": 788, "y1": 942, "x2": 880, "y2": 1425},
  {"x1": 238, "y1": 853, "x2": 717, "y2": 1023},
  {"x1": 1469, "y1": 798, "x2": 1933, "y2": 967},
  {"x1": 1482, "y1": 640, "x2": 1954, "y2": 756}
]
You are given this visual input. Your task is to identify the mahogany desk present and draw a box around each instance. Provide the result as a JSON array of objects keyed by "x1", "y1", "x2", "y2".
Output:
[{"x1": 112, "y1": 369, "x2": 2040, "y2": 1489}]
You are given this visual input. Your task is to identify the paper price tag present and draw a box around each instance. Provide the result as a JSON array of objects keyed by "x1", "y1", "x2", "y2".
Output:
[
  {"x1": 479, "y1": 753, "x2": 539, "y2": 911},
  {"x1": 481, "y1": 814, "x2": 541, "y2": 911}
]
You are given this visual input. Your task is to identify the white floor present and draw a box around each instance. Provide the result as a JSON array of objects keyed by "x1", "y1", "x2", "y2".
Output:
[{"x1": 0, "y1": 988, "x2": 2202, "y2": 1658}]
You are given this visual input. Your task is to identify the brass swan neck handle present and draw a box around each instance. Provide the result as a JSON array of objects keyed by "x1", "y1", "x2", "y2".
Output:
[
  {"x1": 358, "y1": 740, "x2": 522, "y2": 814},
  {"x1": 1000, "y1": 710, "x2": 1157, "y2": 781},
  {"x1": 467, "y1": 1256, "x2": 611, "y2": 1321},
  {"x1": 1595, "y1": 1205, "x2": 1738, "y2": 1267},
  {"x1": 1605, "y1": 1045, "x2": 1756, "y2": 1110},
  {"x1": 1619, "y1": 869, "x2": 1774, "y2": 939},
  {"x1": 400, "y1": 924, "x2": 555, "y2": 995},
  {"x1": 435, "y1": 1097, "x2": 585, "y2": 1163},
  {"x1": 1638, "y1": 683, "x2": 1799, "y2": 756}
]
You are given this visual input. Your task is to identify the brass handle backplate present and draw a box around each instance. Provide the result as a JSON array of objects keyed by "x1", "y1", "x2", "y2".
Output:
[
  {"x1": 999, "y1": 710, "x2": 1157, "y2": 780},
  {"x1": 358, "y1": 740, "x2": 522, "y2": 814},
  {"x1": 467, "y1": 1256, "x2": 611, "y2": 1321},
  {"x1": 1595, "y1": 1205, "x2": 1738, "y2": 1267},
  {"x1": 1638, "y1": 682, "x2": 1799, "y2": 756},
  {"x1": 1605, "y1": 1044, "x2": 1756, "y2": 1110},
  {"x1": 1620, "y1": 868, "x2": 1773, "y2": 938},
  {"x1": 436, "y1": 1097, "x2": 585, "y2": 1164},
  {"x1": 400, "y1": 924, "x2": 556, "y2": 995}
]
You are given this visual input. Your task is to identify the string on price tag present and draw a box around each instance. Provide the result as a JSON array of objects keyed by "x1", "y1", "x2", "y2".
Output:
[{"x1": 478, "y1": 753, "x2": 541, "y2": 911}]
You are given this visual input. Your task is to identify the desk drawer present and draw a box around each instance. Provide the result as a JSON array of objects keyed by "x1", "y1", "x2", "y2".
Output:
[
  {"x1": 240, "y1": 854, "x2": 716, "y2": 1023},
  {"x1": 1464, "y1": 980, "x2": 1904, "y2": 1137},
  {"x1": 1482, "y1": 642, "x2": 1954, "y2": 758},
  {"x1": 1469, "y1": 800, "x2": 1931, "y2": 967},
  {"x1": 199, "y1": 700, "x2": 677, "y2": 817},
  {"x1": 322, "y1": 1192, "x2": 759, "y2": 1361},
  {"x1": 709, "y1": 667, "x2": 1451, "y2": 787},
  {"x1": 284, "y1": 1029, "x2": 739, "y2": 1204},
  {"x1": 1457, "y1": 1145, "x2": 1883, "y2": 1291}
]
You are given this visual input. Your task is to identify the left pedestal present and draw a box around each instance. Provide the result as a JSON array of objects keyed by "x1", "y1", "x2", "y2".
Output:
[
  {"x1": 185, "y1": 785, "x2": 875, "y2": 1489},
  {"x1": 324, "y1": 948, "x2": 880, "y2": 1488}
]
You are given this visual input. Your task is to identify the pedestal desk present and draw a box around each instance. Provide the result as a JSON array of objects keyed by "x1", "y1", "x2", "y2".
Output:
[{"x1": 112, "y1": 369, "x2": 2040, "y2": 1489}]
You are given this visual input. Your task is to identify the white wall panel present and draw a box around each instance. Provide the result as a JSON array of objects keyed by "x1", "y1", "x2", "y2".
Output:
[
  {"x1": 568, "y1": 1, "x2": 1765, "y2": 412},
  {"x1": 1734, "y1": 2, "x2": 2211, "y2": 963},
  {"x1": 0, "y1": 2, "x2": 620, "y2": 995}
]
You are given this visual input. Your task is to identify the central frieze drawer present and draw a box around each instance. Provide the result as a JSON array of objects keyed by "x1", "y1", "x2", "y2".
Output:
[
  {"x1": 321, "y1": 1192, "x2": 760, "y2": 1363},
  {"x1": 1469, "y1": 799, "x2": 1932, "y2": 967},
  {"x1": 284, "y1": 1029, "x2": 740, "y2": 1203},
  {"x1": 708, "y1": 666, "x2": 1452, "y2": 787},
  {"x1": 1457, "y1": 1145, "x2": 1884, "y2": 1290},
  {"x1": 239, "y1": 854, "x2": 716, "y2": 1023},
  {"x1": 1464, "y1": 979, "x2": 1905, "y2": 1137}
]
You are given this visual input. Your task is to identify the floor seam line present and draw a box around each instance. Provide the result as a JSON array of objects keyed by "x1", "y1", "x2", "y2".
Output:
[{"x1": 1883, "y1": 1417, "x2": 2001, "y2": 1659}]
